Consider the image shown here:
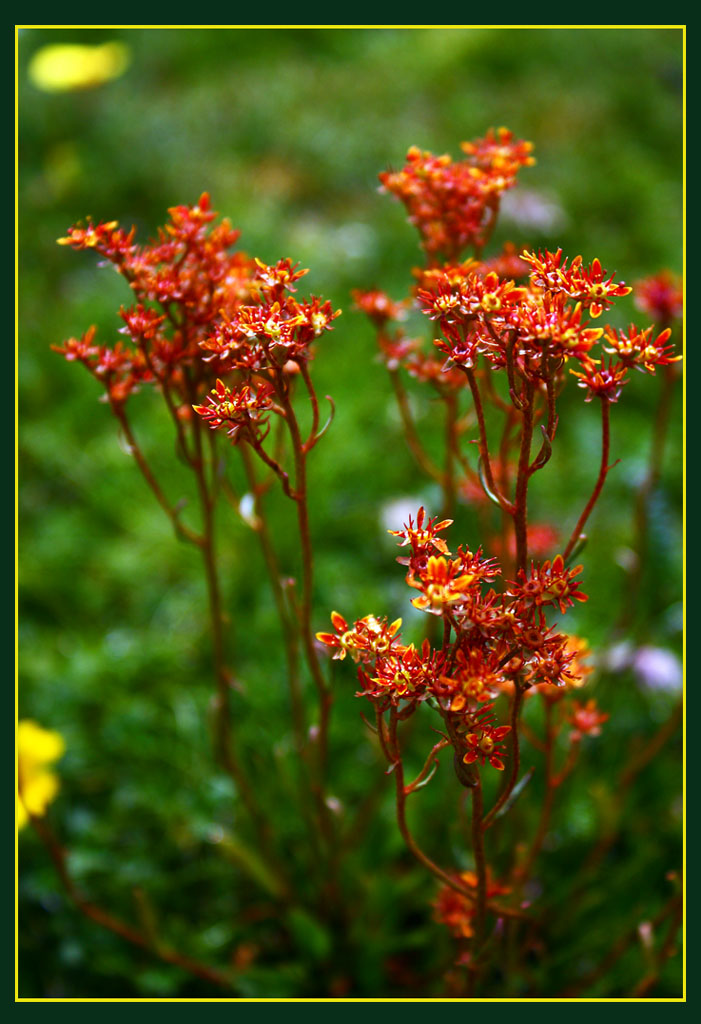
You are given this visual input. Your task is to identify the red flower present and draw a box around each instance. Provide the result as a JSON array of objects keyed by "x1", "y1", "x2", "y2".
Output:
[
  {"x1": 316, "y1": 612, "x2": 403, "y2": 664},
  {"x1": 603, "y1": 324, "x2": 681, "y2": 374},
  {"x1": 461, "y1": 704, "x2": 512, "y2": 770},
  {"x1": 193, "y1": 377, "x2": 276, "y2": 442},
  {"x1": 492, "y1": 522, "x2": 559, "y2": 562},
  {"x1": 438, "y1": 646, "x2": 503, "y2": 709},
  {"x1": 568, "y1": 699, "x2": 609, "y2": 741},
  {"x1": 253, "y1": 257, "x2": 309, "y2": 295},
  {"x1": 51, "y1": 325, "x2": 99, "y2": 363},
  {"x1": 634, "y1": 271, "x2": 683, "y2": 323},
  {"x1": 407, "y1": 555, "x2": 478, "y2": 615},
  {"x1": 119, "y1": 304, "x2": 167, "y2": 341},
  {"x1": 352, "y1": 289, "x2": 407, "y2": 327},
  {"x1": 571, "y1": 356, "x2": 629, "y2": 402},
  {"x1": 361, "y1": 640, "x2": 441, "y2": 704},
  {"x1": 507, "y1": 555, "x2": 587, "y2": 615},
  {"x1": 388, "y1": 506, "x2": 453, "y2": 558},
  {"x1": 508, "y1": 292, "x2": 604, "y2": 367},
  {"x1": 57, "y1": 219, "x2": 135, "y2": 261}
]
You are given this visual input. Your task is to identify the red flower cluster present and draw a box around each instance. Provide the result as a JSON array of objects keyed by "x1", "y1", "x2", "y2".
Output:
[
  {"x1": 54, "y1": 195, "x2": 341, "y2": 446},
  {"x1": 361, "y1": 136, "x2": 681, "y2": 411},
  {"x1": 379, "y1": 128, "x2": 534, "y2": 260},
  {"x1": 521, "y1": 249, "x2": 632, "y2": 319},
  {"x1": 321, "y1": 512, "x2": 588, "y2": 769},
  {"x1": 408, "y1": 244, "x2": 677, "y2": 403},
  {"x1": 199, "y1": 263, "x2": 340, "y2": 375},
  {"x1": 52, "y1": 326, "x2": 153, "y2": 405}
]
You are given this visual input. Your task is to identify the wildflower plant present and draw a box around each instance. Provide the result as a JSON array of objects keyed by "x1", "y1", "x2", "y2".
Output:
[
  {"x1": 26, "y1": 127, "x2": 682, "y2": 998},
  {"x1": 339, "y1": 129, "x2": 683, "y2": 993}
]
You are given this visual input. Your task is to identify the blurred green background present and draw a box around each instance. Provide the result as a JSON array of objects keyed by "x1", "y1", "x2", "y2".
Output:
[{"x1": 19, "y1": 27, "x2": 683, "y2": 998}]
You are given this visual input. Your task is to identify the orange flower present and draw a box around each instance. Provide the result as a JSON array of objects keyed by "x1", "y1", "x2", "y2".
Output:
[
  {"x1": 388, "y1": 506, "x2": 453, "y2": 557},
  {"x1": 193, "y1": 378, "x2": 276, "y2": 442},
  {"x1": 316, "y1": 612, "x2": 403, "y2": 664},
  {"x1": 603, "y1": 324, "x2": 681, "y2": 374},
  {"x1": 408, "y1": 555, "x2": 476, "y2": 614}
]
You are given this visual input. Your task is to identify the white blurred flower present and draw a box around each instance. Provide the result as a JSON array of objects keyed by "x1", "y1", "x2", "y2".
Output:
[
  {"x1": 632, "y1": 646, "x2": 683, "y2": 693},
  {"x1": 380, "y1": 497, "x2": 426, "y2": 536},
  {"x1": 500, "y1": 189, "x2": 568, "y2": 234},
  {"x1": 597, "y1": 642, "x2": 683, "y2": 694}
]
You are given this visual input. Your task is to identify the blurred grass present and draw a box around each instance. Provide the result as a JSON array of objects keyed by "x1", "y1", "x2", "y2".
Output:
[{"x1": 19, "y1": 27, "x2": 683, "y2": 998}]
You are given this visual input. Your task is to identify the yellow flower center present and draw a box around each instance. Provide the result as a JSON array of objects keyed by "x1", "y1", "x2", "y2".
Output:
[{"x1": 481, "y1": 293, "x2": 502, "y2": 313}]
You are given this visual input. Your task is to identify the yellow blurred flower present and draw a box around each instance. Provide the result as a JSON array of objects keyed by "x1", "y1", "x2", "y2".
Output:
[
  {"x1": 17, "y1": 720, "x2": 65, "y2": 830},
  {"x1": 564, "y1": 635, "x2": 593, "y2": 689},
  {"x1": 28, "y1": 41, "x2": 130, "y2": 93}
]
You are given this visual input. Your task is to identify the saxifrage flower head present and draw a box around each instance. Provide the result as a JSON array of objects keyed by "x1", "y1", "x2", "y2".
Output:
[
  {"x1": 507, "y1": 555, "x2": 588, "y2": 615},
  {"x1": 461, "y1": 704, "x2": 511, "y2": 771},
  {"x1": 571, "y1": 356, "x2": 629, "y2": 402},
  {"x1": 407, "y1": 555, "x2": 478, "y2": 615},
  {"x1": 603, "y1": 324, "x2": 681, "y2": 374},
  {"x1": 193, "y1": 378, "x2": 276, "y2": 443},
  {"x1": 316, "y1": 612, "x2": 404, "y2": 663},
  {"x1": 522, "y1": 249, "x2": 632, "y2": 318}
]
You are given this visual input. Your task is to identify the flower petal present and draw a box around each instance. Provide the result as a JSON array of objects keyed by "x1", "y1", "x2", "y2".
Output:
[{"x1": 330, "y1": 611, "x2": 348, "y2": 633}]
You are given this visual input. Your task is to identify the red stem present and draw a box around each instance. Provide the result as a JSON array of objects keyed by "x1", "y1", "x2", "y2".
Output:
[
  {"x1": 482, "y1": 684, "x2": 524, "y2": 831},
  {"x1": 463, "y1": 366, "x2": 515, "y2": 516},
  {"x1": 514, "y1": 381, "x2": 535, "y2": 573},
  {"x1": 563, "y1": 397, "x2": 612, "y2": 561},
  {"x1": 111, "y1": 403, "x2": 203, "y2": 547}
]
